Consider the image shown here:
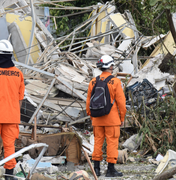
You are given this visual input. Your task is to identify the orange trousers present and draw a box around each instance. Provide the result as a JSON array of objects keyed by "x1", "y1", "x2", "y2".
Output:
[
  {"x1": 92, "y1": 126, "x2": 120, "y2": 164},
  {"x1": 0, "y1": 124, "x2": 19, "y2": 169}
]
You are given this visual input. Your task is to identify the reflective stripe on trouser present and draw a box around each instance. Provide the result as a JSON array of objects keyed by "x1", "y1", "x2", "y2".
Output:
[
  {"x1": 0, "y1": 124, "x2": 19, "y2": 169},
  {"x1": 92, "y1": 126, "x2": 120, "y2": 164}
]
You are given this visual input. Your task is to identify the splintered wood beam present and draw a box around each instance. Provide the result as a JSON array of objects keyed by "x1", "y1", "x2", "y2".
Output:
[
  {"x1": 153, "y1": 166, "x2": 176, "y2": 180},
  {"x1": 0, "y1": 5, "x2": 29, "y2": 16},
  {"x1": 69, "y1": 116, "x2": 90, "y2": 126},
  {"x1": 25, "y1": 78, "x2": 56, "y2": 130},
  {"x1": 82, "y1": 148, "x2": 98, "y2": 180},
  {"x1": 20, "y1": 122, "x2": 62, "y2": 129},
  {"x1": 34, "y1": 117, "x2": 37, "y2": 141}
]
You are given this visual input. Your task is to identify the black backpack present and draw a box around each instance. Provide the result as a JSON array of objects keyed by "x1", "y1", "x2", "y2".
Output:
[{"x1": 89, "y1": 75, "x2": 115, "y2": 117}]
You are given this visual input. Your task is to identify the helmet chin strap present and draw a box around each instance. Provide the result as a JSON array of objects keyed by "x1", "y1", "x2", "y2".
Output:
[{"x1": 0, "y1": 51, "x2": 13, "y2": 54}]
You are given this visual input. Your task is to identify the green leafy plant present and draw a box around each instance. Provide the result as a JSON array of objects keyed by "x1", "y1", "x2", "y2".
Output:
[{"x1": 133, "y1": 95, "x2": 176, "y2": 156}]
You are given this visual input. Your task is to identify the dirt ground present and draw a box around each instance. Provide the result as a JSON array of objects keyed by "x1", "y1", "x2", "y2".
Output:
[
  {"x1": 63, "y1": 158, "x2": 176, "y2": 180},
  {"x1": 56, "y1": 158, "x2": 157, "y2": 180},
  {"x1": 82, "y1": 160, "x2": 157, "y2": 180},
  {"x1": 91, "y1": 163, "x2": 156, "y2": 180},
  {"x1": 3, "y1": 156, "x2": 176, "y2": 180}
]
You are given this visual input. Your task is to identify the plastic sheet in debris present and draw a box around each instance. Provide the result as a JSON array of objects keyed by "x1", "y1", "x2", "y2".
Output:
[
  {"x1": 40, "y1": 156, "x2": 66, "y2": 165},
  {"x1": 15, "y1": 159, "x2": 58, "y2": 174},
  {"x1": 27, "y1": 159, "x2": 51, "y2": 168}
]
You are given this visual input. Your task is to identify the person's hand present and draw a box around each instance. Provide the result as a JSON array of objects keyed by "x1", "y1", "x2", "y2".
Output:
[{"x1": 120, "y1": 121, "x2": 124, "y2": 127}]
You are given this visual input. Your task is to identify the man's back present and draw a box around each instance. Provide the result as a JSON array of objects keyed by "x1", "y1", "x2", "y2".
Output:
[
  {"x1": 86, "y1": 71, "x2": 126, "y2": 126},
  {"x1": 0, "y1": 66, "x2": 25, "y2": 123}
]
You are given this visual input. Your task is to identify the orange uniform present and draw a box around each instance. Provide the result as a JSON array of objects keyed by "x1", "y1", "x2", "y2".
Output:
[
  {"x1": 0, "y1": 66, "x2": 25, "y2": 169},
  {"x1": 86, "y1": 71, "x2": 126, "y2": 163}
]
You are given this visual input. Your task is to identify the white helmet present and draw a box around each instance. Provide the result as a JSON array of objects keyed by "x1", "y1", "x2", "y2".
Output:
[
  {"x1": 96, "y1": 55, "x2": 115, "y2": 69},
  {"x1": 0, "y1": 40, "x2": 13, "y2": 54}
]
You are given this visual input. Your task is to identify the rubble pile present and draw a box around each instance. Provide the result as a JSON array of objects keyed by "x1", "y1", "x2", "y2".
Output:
[{"x1": 0, "y1": 0, "x2": 176, "y2": 180}]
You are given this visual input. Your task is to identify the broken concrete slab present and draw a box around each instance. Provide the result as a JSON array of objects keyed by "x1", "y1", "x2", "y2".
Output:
[
  {"x1": 6, "y1": 13, "x2": 41, "y2": 63},
  {"x1": 0, "y1": 17, "x2": 9, "y2": 40},
  {"x1": 55, "y1": 64, "x2": 86, "y2": 83},
  {"x1": 8, "y1": 21, "x2": 28, "y2": 64},
  {"x1": 128, "y1": 54, "x2": 172, "y2": 90},
  {"x1": 18, "y1": 0, "x2": 31, "y2": 15},
  {"x1": 122, "y1": 134, "x2": 143, "y2": 152},
  {"x1": 0, "y1": 0, "x2": 19, "y2": 9},
  {"x1": 35, "y1": 27, "x2": 48, "y2": 49},
  {"x1": 25, "y1": 80, "x2": 58, "y2": 97},
  {"x1": 36, "y1": 16, "x2": 54, "y2": 45}
]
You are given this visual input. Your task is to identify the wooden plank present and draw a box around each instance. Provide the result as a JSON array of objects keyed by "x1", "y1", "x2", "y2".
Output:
[
  {"x1": 153, "y1": 166, "x2": 176, "y2": 180},
  {"x1": 42, "y1": 97, "x2": 86, "y2": 108},
  {"x1": 0, "y1": 0, "x2": 18, "y2": 8},
  {"x1": 0, "y1": 5, "x2": 29, "y2": 16},
  {"x1": 55, "y1": 84, "x2": 83, "y2": 99},
  {"x1": 82, "y1": 148, "x2": 98, "y2": 180},
  {"x1": 55, "y1": 64, "x2": 85, "y2": 83},
  {"x1": 20, "y1": 122, "x2": 62, "y2": 129},
  {"x1": 34, "y1": 117, "x2": 37, "y2": 141},
  {"x1": 29, "y1": 95, "x2": 81, "y2": 118},
  {"x1": 115, "y1": 72, "x2": 132, "y2": 87},
  {"x1": 69, "y1": 116, "x2": 90, "y2": 126},
  {"x1": 25, "y1": 79, "x2": 58, "y2": 97},
  {"x1": 36, "y1": 16, "x2": 54, "y2": 43},
  {"x1": 55, "y1": 76, "x2": 88, "y2": 91},
  {"x1": 56, "y1": 76, "x2": 87, "y2": 102},
  {"x1": 35, "y1": 30, "x2": 48, "y2": 48}
]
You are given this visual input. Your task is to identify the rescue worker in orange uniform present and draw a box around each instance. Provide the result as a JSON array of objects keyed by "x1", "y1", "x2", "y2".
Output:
[
  {"x1": 0, "y1": 40, "x2": 25, "y2": 180},
  {"x1": 86, "y1": 55, "x2": 126, "y2": 177}
]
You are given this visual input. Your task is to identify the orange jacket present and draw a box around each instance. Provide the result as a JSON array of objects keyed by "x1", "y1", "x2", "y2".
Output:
[
  {"x1": 86, "y1": 71, "x2": 126, "y2": 126},
  {"x1": 0, "y1": 67, "x2": 25, "y2": 123}
]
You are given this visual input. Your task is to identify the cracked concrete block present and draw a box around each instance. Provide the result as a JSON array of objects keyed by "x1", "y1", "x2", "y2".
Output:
[
  {"x1": 0, "y1": 17, "x2": 9, "y2": 40},
  {"x1": 67, "y1": 161, "x2": 75, "y2": 172},
  {"x1": 8, "y1": 21, "x2": 28, "y2": 64}
]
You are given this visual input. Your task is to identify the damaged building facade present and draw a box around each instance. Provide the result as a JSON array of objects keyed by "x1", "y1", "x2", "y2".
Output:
[{"x1": 0, "y1": 0, "x2": 176, "y2": 179}]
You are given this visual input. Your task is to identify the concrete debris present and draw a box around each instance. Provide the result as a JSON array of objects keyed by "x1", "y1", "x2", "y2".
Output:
[
  {"x1": 15, "y1": 157, "x2": 59, "y2": 174},
  {"x1": 0, "y1": 17, "x2": 8, "y2": 40},
  {"x1": 122, "y1": 134, "x2": 143, "y2": 152},
  {"x1": 0, "y1": 0, "x2": 176, "y2": 179},
  {"x1": 128, "y1": 54, "x2": 172, "y2": 90}
]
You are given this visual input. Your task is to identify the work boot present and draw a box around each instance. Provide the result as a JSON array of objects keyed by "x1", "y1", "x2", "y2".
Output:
[
  {"x1": 94, "y1": 161, "x2": 101, "y2": 176},
  {"x1": 5, "y1": 169, "x2": 18, "y2": 180},
  {"x1": 105, "y1": 163, "x2": 123, "y2": 177}
]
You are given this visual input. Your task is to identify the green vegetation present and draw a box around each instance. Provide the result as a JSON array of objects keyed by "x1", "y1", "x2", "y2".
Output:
[
  {"x1": 133, "y1": 95, "x2": 176, "y2": 156},
  {"x1": 43, "y1": 0, "x2": 176, "y2": 37}
]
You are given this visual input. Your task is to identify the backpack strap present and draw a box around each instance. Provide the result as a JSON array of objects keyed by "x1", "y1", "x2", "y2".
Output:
[
  {"x1": 96, "y1": 75, "x2": 114, "y2": 83},
  {"x1": 96, "y1": 75, "x2": 100, "y2": 82},
  {"x1": 104, "y1": 75, "x2": 114, "y2": 83},
  {"x1": 105, "y1": 75, "x2": 115, "y2": 105}
]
